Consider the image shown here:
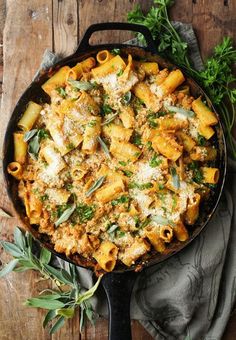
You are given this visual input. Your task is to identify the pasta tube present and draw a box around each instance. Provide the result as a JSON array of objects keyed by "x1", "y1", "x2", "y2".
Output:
[
  {"x1": 192, "y1": 97, "x2": 218, "y2": 126},
  {"x1": 93, "y1": 241, "x2": 118, "y2": 272},
  {"x1": 96, "y1": 50, "x2": 114, "y2": 64},
  {"x1": 13, "y1": 132, "x2": 27, "y2": 164},
  {"x1": 18, "y1": 101, "x2": 42, "y2": 131},
  {"x1": 159, "y1": 69, "x2": 185, "y2": 95},
  {"x1": 201, "y1": 167, "x2": 219, "y2": 184},
  {"x1": 152, "y1": 133, "x2": 183, "y2": 161},
  {"x1": 119, "y1": 238, "x2": 150, "y2": 267},
  {"x1": 132, "y1": 82, "x2": 160, "y2": 112},
  {"x1": 7, "y1": 162, "x2": 23, "y2": 180},
  {"x1": 110, "y1": 139, "x2": 141, "y2": 163},
  {"x1": 42, "y1": 66, "x2": 71, "y2": 95}
]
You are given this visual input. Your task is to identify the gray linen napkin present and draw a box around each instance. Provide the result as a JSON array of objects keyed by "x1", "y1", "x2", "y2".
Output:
[{"x1": 35, "y1": 23, "x2": 235, "y2": 340}]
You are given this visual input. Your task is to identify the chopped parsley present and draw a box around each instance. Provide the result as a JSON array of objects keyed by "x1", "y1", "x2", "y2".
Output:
[
  {"x1": 66, "y1": 142, "x2": 75, "y2": 151},
  {"x1": 117, "y1": 69, "x2": 124, "y2": 77},
  {"x1": 122, "y1": 170, "x2": 133, "y2": 177},
  {"x1": 197, "y1": 133, "x2": 207, "y2": 146},
  {"x1": 122, "y1": 91, "x2": 132, "y2": 105},
  {"x1": 111, "y1": 48, "x2": 121, "y2": 55},
  {"x1": 40, "y1": 194, "x2": 49, "y2": 202},
  {"x1": 188, "y1": 162, "x2": 204, "y2": 184},
  {"x1": 128, "y1": 182, "x2": 153, "y2": 190},
  {"x1": 147, "y1": 113, "x2": 159, "y2": 128},
  {"x1": 101, "y1": 104, "x2": 113, "y2": 115},
  {"x1": 132, "y1": 132, "x2": 142, "y2": 146},
  {"x1": 87, "y1": 120, "x2": 97, "y2": 127},
  {"x1": 149, "y1": 153, "x2": 162, "y2": 167},
  {"x1": 111, "y1": 195, "x2": 130, "y2": 206},
  {"x1": 56, "y1": 87, "x2": 67, "y2": 98},
  {"x1": 146, "y1": 141, "x2": 153, "y2": 151},
  {"x1": 119, "y1": 161, "x2": 127, "y2": 166},
  {"x1": 75, "y1": 203, "x2": 95, "y2": 223}
]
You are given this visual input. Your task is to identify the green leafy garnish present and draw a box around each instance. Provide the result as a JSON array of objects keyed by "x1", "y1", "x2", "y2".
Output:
[
  {"x1": 101, "y1": 103, "x2": 113, "y2": 115},
  {"x1": 68, "y1": 79, "x2": 97, "y2": 91},
  {"x1": 75, "y1": 203, "x2": 95, "y2": 223},
  {"x1": 147, "y1": 113, "x2": 159, "y2": 128},
  {"x1": 149, "y1": 153, "x2": 162, "y2": 167},
  {"x1": 170, "y1": 167, "x2": 180, "y2": 189},
  {"x1": 85, "y1": 176, "x2": 106, "y2": 197},
  {"x1": 132, "y1": 132, "x2": 142, "y2": 146},
  {"x1": 197, "y1": 134, "x2": 207, "y2": 146},
  {"x1": 23, "y1": 129, "x2": 38, "y2": 142},
  {"x1": 111, "y1": 195, "x2": 130, "y2": 206},
  {"x1": 97, "y1": 136, "x2": 111, "y2": 159},
  {"x1": 111, "y1": 48, "x2": 121, "y2": 55},
  {"x1": 25, "y1": 129, "x2": 49, "y2": 160},
  {"x1": 101, "y1": 112, "x2": 119, "y2": 125},
  {"x1": 188, "y1": 162, "x2": 204, "y2": 184},
  {"x1": 165, "y1": 104, "x2": 195, "y2": 117},
  {"x1": 129, "y1": 182, "x2": 153, "y2": 190},
  {"x1": 56, "y1": 87, "x2": 67, "y2": 98},
  {"x1": 55, "y1": 204, "x2": 76, "y2": 227},
  {"x1": 122, "y1": 170, "x2": 133, "y2": 177},
  {"x1": 151, "y1": 214, "x2": 175, "y2": 227},
  {"x1": 122, "y1": 91, "x2": 132, "y2": 105},
  {"x1": 117, "y1": 69, "x2": 124, "y2": 77},
  {"x1": 0, "y1": 227, "x2": 102, "y2": 334}
]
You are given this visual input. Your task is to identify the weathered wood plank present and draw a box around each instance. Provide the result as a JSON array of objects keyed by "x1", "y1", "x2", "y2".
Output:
[
  {"x1": 78, "y1": 0, "x2": 153, "y2": 46},
  {"x1": 52, "y1": 0, "x2": 79, "y2": 56},
  {"x1": 0, "y1": 1, "x2": 53, "y2": 340},
  {"x1": 192, "y1": 0, "x2": 236, "y2": 59}
]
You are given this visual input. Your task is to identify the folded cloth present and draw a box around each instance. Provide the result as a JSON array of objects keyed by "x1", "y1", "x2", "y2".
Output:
[{"x1": 35, "y1": 22, "x2": 235, "y2": 340}]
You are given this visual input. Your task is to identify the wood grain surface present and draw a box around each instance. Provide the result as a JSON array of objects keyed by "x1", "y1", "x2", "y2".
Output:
[{"x1": 0, "y1": 1, "x2": 235, "y2": 339}]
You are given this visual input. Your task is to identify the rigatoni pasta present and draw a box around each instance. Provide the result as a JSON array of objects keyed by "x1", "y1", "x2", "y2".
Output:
[{"x1": 8, "y1": 49, "x2": 220, "y2": 272}]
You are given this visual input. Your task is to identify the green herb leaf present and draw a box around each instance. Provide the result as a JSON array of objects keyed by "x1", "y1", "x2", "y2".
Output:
[
  {"x1": 149, "y1": 153, "x2": 162, "y2": 167},
  {"x1": 56, "y1": 87, "x2": 67, "y2": 98},
  {"x1": 0, "y1": 241, "x2": 23, "y2": 257},
  {"x1": 97, "y1": 136, "x2": 111, "y2": 159},
  {"x1": 170, "y1": 167, "x2": 180, "y2": 189},
  {"x1": 39, "y1": 248, "x2": 52, "y2": 265},
  {"x1": 76, "y1": 275, "x2": 102, "y2": 305},
  {"x1": 56, "y1": 308, "x2": 75, "y2": 319},
  {"x1": 23, "y1": 129, "x2": 38, "y2": 142},
  {"x1": 151, "y1": 215, "x2": 175, "y2": 227},
  {"x1": 111, "y1": 195, "x2": 130, "y2": 206},
  {"x1": 122, "y1": 91, "x2": 132, "y2": 105},
  {"x1": 0, "y1": 259, "x2": 19, "y2": 278},
  {"x1": 132, "y1": 132, "x2": 142, "y2": 146},
  {"x1": 76, "y1": 203, "x2": 95, "y2": 223},
  {"x1": 28, "y1": 135, "x2": 40, "y2": 160},
  {"x1": 111, "y1": 48, "x2": 121, "y2": 55},
  {"x1": 49, "y1": 316, "x2": 65, "y2": 334},
  {"x1": 68, "y1": 79, "x2": 96, "y2": 91},
  {"x1": 25, "y1": 298, "x2": 65, "y2": 310},
  {"x1": 122, "y1": 170, "x2": 133, "y2": 177},
  {"x1": 85, "y1": 176, "x2": 106, "y2": 197},
  {"x1": 101, "y1": 112, "x2": 119, "y2": 125},
  {"x1": 43, "y1": 264, "x2": 73, "y2": 285},
  {"x1": 43, "y1": 310, "x2": 57, "y2": 328},
  {"x1": 55, "y1": 204, "x2": 76, "y2": 227},
  {"x1": 165, "y1": 104, "x2": 195, "y2": 117},
  {"x1": 14, "y1": 227, "x2": 26, "y2": 249},
  {"x1": 197, "y1": 133, "x2": 206, "y2": 146}
]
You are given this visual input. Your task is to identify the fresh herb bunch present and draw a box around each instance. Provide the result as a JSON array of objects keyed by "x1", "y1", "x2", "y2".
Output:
[
  {"x1": 127, "y1": 0, "x2": 236, "y2": 158},
  {"x1": 0, "y1": 227, "x2": 101, "y2": 334}
]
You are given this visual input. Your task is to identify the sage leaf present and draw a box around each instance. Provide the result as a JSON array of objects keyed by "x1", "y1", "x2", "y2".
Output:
[
  {"x1": 85, "y1": 176, "x2": 106, "y2": 197},
  {"x1": 14, "y1": 227, "x2": 26, "y2": 250},
  {"x1": 49, "y1": 316, "x2": 65, "y2": 334},
  {"x1": 68, "y1": 79, "x2": 96, "y2": 91},
  {"x1": 170, "y1": 167, "x2": 180, "y2": 189},
  {"x1": 43, "y1": 264, "x2": 73, "y2": 285},
  {"x1": 151, "y1": 215, "x2": 175, "y2": 227},
  {"x1": 0, "y1": 259, "x2": 19, "y2": 278},
  {"x1": 0, "y1": 207, "x2": 12, "y2": 218},
  {"x1": 55, "y1": 204, "x2": 76, "y2": 227},
  {"x1": 76, "y1": 275, "x2": 102, "y2": 305},
  {"x1": 165, "y1": 104, "x2": 195, "y2": 117},
  {"x1": 40, "y1": 248, "x2": 52, "y2": 265},
  {"x1": 23, "y1": 129, "x2": 38, "y2": 142},
  {"x1": 28, "y1": 135, "x2": 40, "y2": 160},
  {"x1": 122, "y1": 91, "x2": 132, "y2": 104},
  {"x1": 56, "y1": 308, "x2": 75, "y2": 318},
  {"x1": 0, "y1": 241, "x2": 23, "y2": 257},
  {"x1": 43, "y1": 309, "x2": 57, "y2": 328},
  {"x1": 25, "y1": 298, "x2": 65, "y2": 310},
  {"x1": 97, "y1": 136, "x2": 111, "y2": 159},
  {"x1": 36, "y1": 294, "x2": 61, "y2": 300},
  {"x1": 101, "y1": 112, "x2": 119, "y2": 125}
]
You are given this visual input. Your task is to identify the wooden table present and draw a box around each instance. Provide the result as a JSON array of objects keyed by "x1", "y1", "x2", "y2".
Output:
[{"x1": 0, "y1": 1, "x2": 235, "y2": 339}]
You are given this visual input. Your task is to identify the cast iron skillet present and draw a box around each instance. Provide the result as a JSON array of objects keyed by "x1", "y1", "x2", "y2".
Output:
[{"x1": 3, "y1": 23, "x2": 226, "y2": 340}]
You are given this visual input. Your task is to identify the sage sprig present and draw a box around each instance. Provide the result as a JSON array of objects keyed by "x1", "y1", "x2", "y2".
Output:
[
  {"x1": 165, "y1": 104, "x2": 195, "y2": 118},
  {"x1": 97, "y1": 136, "x2": 111, "y2": 159},
  {"x1": 101, "y1": 112, "x2": 119, "y2": 125},
  {"x1": 0, "y1": 227, "x2": 102, "y2": 333},
  {"x1": 68, "y1": 79, "x2": 97, "y2": 91},
  {"x1": 170, "y1": 167, "x2": 180, "y2": 189},
  {"x1": 85, "y1": 176, "x2": 106, "y2": 197},
  {"x1": 55, "y1": 204, "x2": 76, "y2": 227},
  {"x1": 151, "y1": 215, "x2": 175, "y2": 227}
]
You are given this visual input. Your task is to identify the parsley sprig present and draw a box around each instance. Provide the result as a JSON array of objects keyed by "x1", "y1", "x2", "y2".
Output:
[
  {"x1": 128, "y1": 0, "x2": 236, "y2": 158},
  {"x1": 0, "y1": 227, "x2": 101, "y2": 334}
]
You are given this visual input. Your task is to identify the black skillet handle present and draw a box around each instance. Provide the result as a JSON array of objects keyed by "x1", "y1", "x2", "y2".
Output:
[
  {"x1": 102, "y1": 271, "x2": 137, "y2": 340},
  {"x1": 76, "y1": 22, "x2": 157, "y2": 53}
]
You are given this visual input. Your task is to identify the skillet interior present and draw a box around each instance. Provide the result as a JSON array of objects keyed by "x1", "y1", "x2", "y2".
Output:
[{"x1": 3, "y1": 44, "x2": 227, "y2": 273}]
